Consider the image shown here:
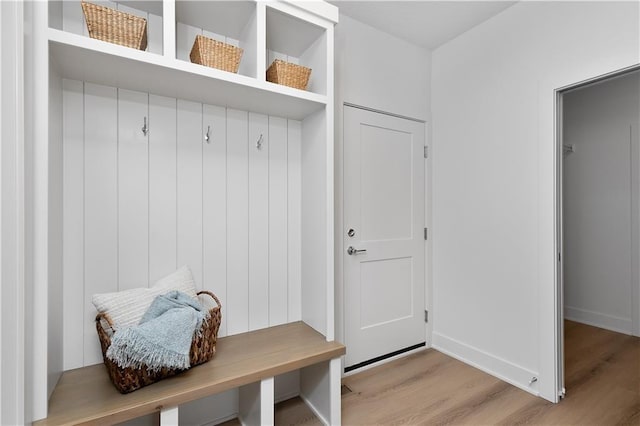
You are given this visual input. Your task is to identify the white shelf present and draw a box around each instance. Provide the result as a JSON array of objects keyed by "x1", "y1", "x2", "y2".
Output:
[{"x1": 49, "y1": 28, "x2": 327, "y2": 119}]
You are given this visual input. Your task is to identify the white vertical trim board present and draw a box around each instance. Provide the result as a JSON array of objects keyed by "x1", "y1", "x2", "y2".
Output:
[
  {"x1": 83, "y1": 82, "x2": 118, "y2": 366},
  {"x1": 148, "y1": 94, "x2": 177, "y2": 284},
  {"x1": 1, "y1": 2, "x2": 26, "y2": 422},
  {"x1": 176, "y1": 99, "x2": 203, "y2": 288},
  {"x1": 226, "y1": 108, "x2": 250, "y2": 336},
  {"x1": 248, "y1": 112, "x2": 269, "y2": 330},
  {"x1": 117, "y1": 89, "x2": 149, "y2": 290},
  {"x1": 301, "y1": 109, "x2": 327, "y2": 337},
  {"x1": 287, "y1": 120, "x2": 302, "y2": 322},
  {"x1": 62, "y1": 79, "x2": 84, "y2": 370},
  {"x1": 202, "y1": 104, "x2": 228, "y2": 336},
  {"x1": 269, "y1": 116, "x2": 288, "y2": 326}
]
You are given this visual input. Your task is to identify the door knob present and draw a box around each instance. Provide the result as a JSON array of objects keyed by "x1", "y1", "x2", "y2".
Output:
[{"x1": 347, "y1": 246, "x2": 367, "y2": 255}]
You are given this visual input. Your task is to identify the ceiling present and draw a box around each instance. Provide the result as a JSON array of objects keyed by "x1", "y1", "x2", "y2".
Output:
[{"x1": 329, "y1": 1, "x2": 517, "y2": 50}]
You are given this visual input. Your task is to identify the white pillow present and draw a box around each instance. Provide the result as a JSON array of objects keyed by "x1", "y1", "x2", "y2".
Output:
[{"x1": 92, "y1": 266, "x2": 198, "y2": 330}]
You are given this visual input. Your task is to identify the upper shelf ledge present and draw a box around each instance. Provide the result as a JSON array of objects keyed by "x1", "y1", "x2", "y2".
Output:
[{"x1": 48, "y1": 28, "x2": 328, "y2": 120}]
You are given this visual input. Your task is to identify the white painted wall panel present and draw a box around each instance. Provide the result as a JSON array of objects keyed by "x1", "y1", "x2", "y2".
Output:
[
  {"x1": 177, "y1": 99, "x2": 203, "y2": 288},
  {"x1": 147, "y1": 12, "x2": 164, "y2": 55},
  {"x1": 63, "y1": 82, "x2": 304, "y2": 367},
  {"x1": 118, "y1": 89, "x2": 149, "y2": 290},
  {"x1": 431, "y1": 0, "x2": 640, "y2": 401},
  {"x1": 226, "y1": 108, "x2": 250, "y2": 335},
  {"x1": 335, "y1": 14, "x2": 431, "y2": 121},
  {"x1": 202, "y1": 104, "x2": 228, "y2": 336},
  {"x1": 301, "y1": 109, "x2": 326, "y2": 336},
  {"x1": 148, "y1": 94, "x2": 177, "y2": 283},
  {"x1": 62, "y1": 0, "x2": 86, "y2": 35},
  {"x1": 62, "y1": 79, "x2": 84, "y2": 370},
  {"x1": 287, "y1": 120, "x2": 302, "y2": 322},
  {"x1": 248, "y1": 112, "x2": 270, "y2": 330},
  {"x1": 84, "y1": 83, "x2": 118, "y2": 365},
  {"x1": 269, "y1": 117, "x2": 288, "y2": 326},
  {"x1": 49, "y1": 63, "x2": 65, "y2": 399}
]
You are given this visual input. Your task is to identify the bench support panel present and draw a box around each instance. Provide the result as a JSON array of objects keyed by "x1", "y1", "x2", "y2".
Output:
[
  {"x1": 160, "y1": 406, "x2": 179, "y2": 426},
  {"x1": 300, "y1": 357, "x2": 341, "y2": 425},
  {"x1": 239, "y1": 377, "x2": 274, "y2": 426}
]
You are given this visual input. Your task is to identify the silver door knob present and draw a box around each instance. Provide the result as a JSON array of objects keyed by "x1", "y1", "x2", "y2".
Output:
[{"x1": 347, "y1": 246, "x2": 367, "y2": 255}]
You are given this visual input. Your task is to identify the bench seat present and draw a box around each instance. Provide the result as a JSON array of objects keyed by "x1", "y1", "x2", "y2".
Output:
[{"x1": 35, "y1": 322, "x2": 345, "y2": 425}]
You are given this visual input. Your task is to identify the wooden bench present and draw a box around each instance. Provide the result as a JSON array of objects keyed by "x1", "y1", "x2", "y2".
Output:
[{"x1": 34, "y1": 322, "x2": 346, "y2": 425}]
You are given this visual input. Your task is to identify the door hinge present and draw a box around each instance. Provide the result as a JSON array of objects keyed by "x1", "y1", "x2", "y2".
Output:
[
  {"x1": 424, "y1": 146, "x2": 429, "y2": 159},
  {"x1": 558, "y1": 252, "x2": 561, "y2": 262},
  {"x1": 424, "y1": 310, "x2": 429, "y2": 323},
  {"x1": 424, "y1": 228, "x2": 428, "y2": 240}
]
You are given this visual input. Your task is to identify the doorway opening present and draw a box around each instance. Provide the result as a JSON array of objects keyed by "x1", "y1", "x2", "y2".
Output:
[{"x1": 556, "y1": 67, "x2": 640, "y2": 403}]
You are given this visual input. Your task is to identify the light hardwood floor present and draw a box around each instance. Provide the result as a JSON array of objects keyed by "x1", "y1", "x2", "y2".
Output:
[{"x1": 272, "y1": 321, "x2": 639, "y2": 425}]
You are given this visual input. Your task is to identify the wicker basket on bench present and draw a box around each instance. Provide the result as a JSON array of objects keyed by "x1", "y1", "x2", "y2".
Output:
[
  {"x1": 81, "y1": 1, "x2": 148, "y2": 51},
  {"x1": 96, "y1": 290, "x2": 222, "y2": 393}
]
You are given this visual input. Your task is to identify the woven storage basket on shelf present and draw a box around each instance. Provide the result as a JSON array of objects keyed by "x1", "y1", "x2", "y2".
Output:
[
  {"x1": 190, "y1": 35, "x2": 243, "y2": 73},
  {"x1": 81, "y1": 1, "x2": 148, "y2": 50},
  {"x1": 266, "y1": 59, "x2": 312, "y2": 91},
  {"x1": 96, "y1": 291, "x2": 222, "y2": 394}
]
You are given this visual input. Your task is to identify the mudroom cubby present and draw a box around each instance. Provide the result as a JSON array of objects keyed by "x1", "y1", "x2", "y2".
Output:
[
  {"x1": 175, "y1": 1, "x2": 257, "y2": 78},
  {"x1": 266, "y1": 3, "x2": 328, "y2": 95},
  {"x1": 35, "y1": 1, "x2": 340, "y2": 424},
  {"x1": 49, "y1": 0, "x2": 165, "y2": 55}
]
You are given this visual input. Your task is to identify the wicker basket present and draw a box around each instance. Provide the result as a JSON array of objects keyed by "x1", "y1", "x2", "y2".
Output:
[
  {"x1": 81, "y1": 1, "x2": 148, "y2": 51},
  {"x1": 190, "y1": 35, "x2": 243, "y2": 73},
  {"x1": 96, "y1": 291, "x2": 222, "y2": 394},
  {"x1": 266, "y1": 59, "x2": 312, "y2": 91}
]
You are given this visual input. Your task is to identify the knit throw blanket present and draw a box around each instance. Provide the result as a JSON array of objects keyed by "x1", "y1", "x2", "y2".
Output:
[{"x1": 106, "y1": 291, "x2": 207, "y2": 372}]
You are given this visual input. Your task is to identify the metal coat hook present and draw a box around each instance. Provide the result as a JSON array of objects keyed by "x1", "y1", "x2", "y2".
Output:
[
  {"x1": 256, "y1": 133, "x2": 264, "y2": 150},
  {"x1": 205, "y1": 125, "x2": 211, "y2": 143},
  {"x1": 142, "y1": 116, "x2": 148, "y2": 136}
]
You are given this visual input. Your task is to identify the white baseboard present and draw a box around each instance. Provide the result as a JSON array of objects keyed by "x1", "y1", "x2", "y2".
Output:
[
  {"x1": 564, "y1": 306, "x2": 632, "y2": 335},
  {"x1": 300, "y1": 394, "x2": 329, "y2": 426},
  {"x1": 432, "y1": 332, "x2": 539, "y2": 396}
]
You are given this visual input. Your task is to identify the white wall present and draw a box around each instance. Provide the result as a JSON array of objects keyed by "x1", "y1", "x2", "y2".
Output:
[
  {"x1": 334, "y1": 13, "x2": 432, "y2": 347},
  {"x1": 335, "y1": 14, "x2": 431, "y2": 121},
  {"x1": 1, "y1": 1, "x2": 25, "y2": 424},
  {"x1": 563, "y1": 72, "x2": 640, "y2": 335},
  {"x1": 431, "y1": 1, "x2": 640, "y2": 402}
]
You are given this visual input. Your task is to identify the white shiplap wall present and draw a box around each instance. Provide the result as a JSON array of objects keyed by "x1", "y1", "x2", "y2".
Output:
[{"x1": 62, "y1": 79, "x2": 302, "y2": 369}]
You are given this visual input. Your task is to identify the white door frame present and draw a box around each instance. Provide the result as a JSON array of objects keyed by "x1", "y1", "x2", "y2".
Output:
[
  {"x1": 336, "y1": 102, "x2": 430, "y2": 374},
  {"x1": 554, "y1": 63, "x2": 640, "y2": 399}
]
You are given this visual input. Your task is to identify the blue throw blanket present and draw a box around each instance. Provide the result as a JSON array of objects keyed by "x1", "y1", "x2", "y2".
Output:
[{"x1": 106, "y1": 291, "x2": 207, "y2": 372}]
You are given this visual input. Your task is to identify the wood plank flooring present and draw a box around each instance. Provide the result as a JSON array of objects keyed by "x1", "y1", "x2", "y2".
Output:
[{"x1": 275, "y1": 321, "x2": 639, "y2": 425}]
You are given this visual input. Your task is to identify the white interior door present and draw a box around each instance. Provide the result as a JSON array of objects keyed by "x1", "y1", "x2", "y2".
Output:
[{"x1": 344, "y1": 106, "x2": 426, "y2": 369}]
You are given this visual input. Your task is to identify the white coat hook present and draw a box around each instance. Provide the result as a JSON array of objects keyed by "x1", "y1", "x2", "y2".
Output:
[
  {"x1": 142, "y1": 116, "x2": 148, "y2": 136},
  {"x1": 256, "y1": 133, "x2": 264, "y2": 150},
  {"x1": 205, "y1": 125, "x2": 211, "y2": 143}
]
